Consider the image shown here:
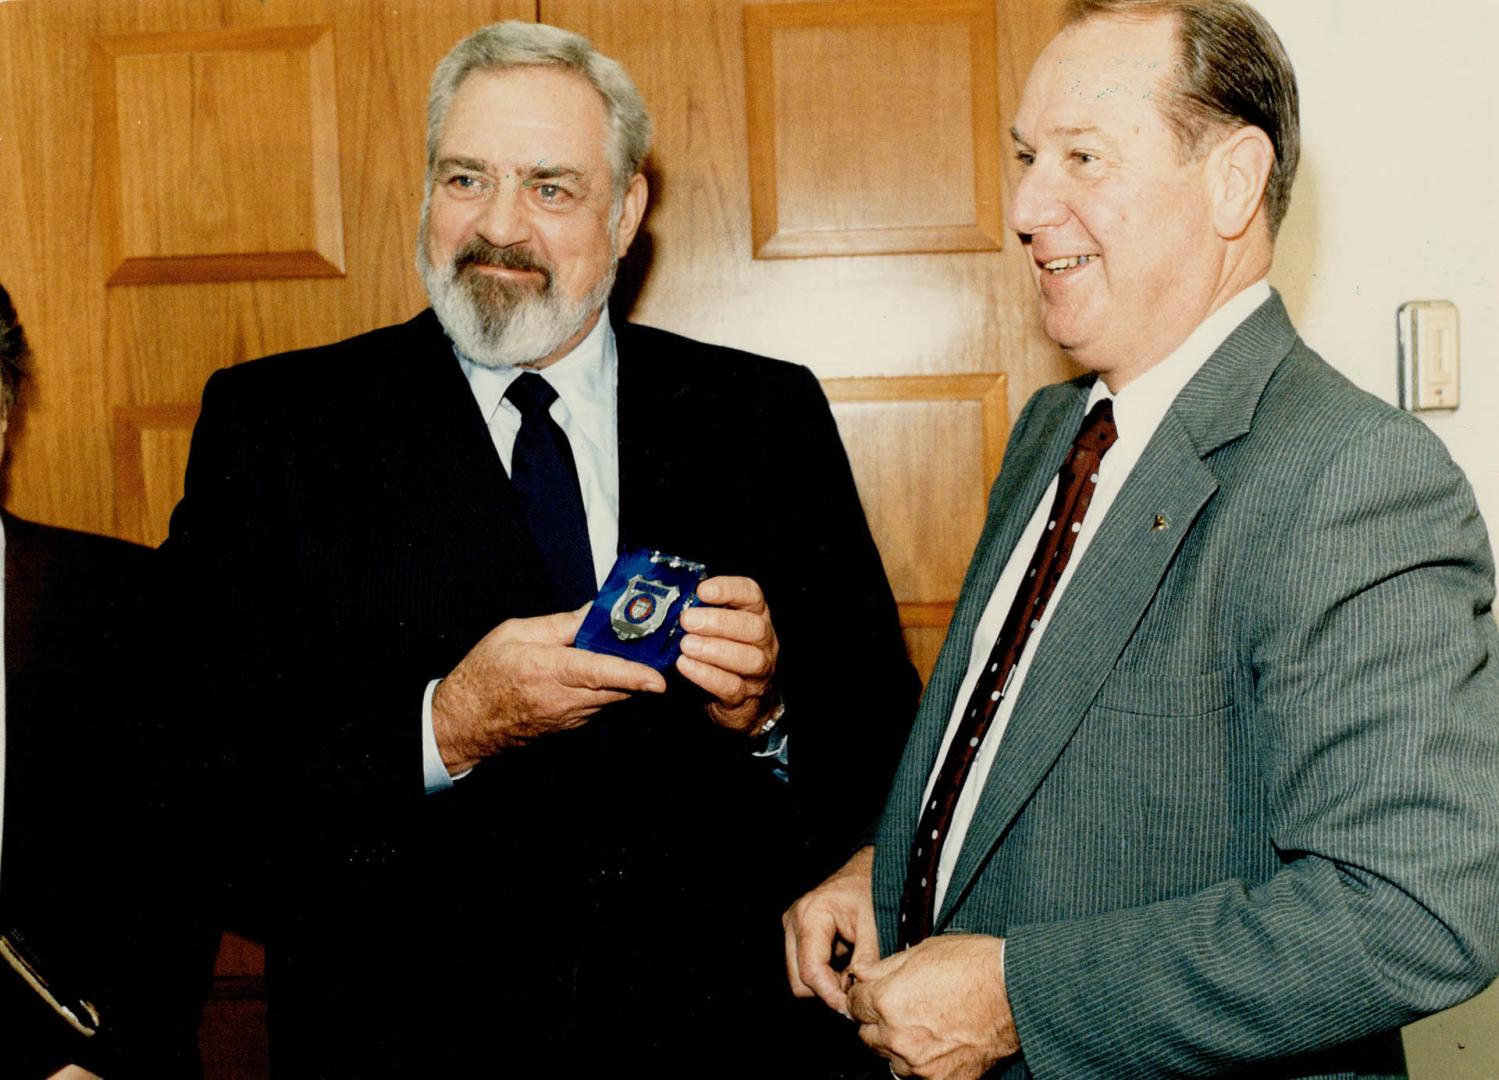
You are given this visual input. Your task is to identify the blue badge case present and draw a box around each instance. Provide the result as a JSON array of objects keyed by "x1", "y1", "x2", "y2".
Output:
[{"x1": 575, "y1": 548, "x2": 708, "y2": 671}]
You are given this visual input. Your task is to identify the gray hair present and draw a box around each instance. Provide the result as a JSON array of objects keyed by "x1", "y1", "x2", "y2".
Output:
[
  {"x1": 426, "y1": 21, "x2": 653, "y2": 201},
  {"x1": 0, "y1": 282, "x2": 31, "y2": 410},
  {"x1": 1065, "y1": 0, "x2": 1300, "y2": 237}
]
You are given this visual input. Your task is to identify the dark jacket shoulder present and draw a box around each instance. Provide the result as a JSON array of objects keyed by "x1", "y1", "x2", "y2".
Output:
[{"x1": 4, "y1": 515, "x2": 153, "y2": 662}]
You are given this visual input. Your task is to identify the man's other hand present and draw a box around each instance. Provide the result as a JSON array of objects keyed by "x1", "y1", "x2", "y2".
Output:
[
  {"x1": 48, "y1": 1068, "x2": 104, "y2": 1080},
  {"x1": 847, "y1": 934, "x2": 1017, "y2": 1080},
  {"x1": 784, "y1": 845, "x2": 878, "y2": 1015},
  {"x1": 433, "y1": 606, "x2": 666, "y2": 773},
  {"x1": 676, "y1": 575, "x2": 780, "y2": 733}
]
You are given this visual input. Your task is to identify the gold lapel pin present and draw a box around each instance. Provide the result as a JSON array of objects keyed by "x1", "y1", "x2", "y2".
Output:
[{"x1": 1151, "y1": 514, "x2": 1168, "y2": 532}]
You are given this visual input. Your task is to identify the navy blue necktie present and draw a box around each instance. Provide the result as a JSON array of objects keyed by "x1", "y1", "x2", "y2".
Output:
[{"x1": 504, "y1": 372, "x2": 596, "y2": 609}]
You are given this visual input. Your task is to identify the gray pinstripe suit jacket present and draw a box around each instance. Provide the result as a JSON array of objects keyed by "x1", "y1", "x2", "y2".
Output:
[{"x1": 871, "y1": 293, "x2": 1499, "y2": 1078}]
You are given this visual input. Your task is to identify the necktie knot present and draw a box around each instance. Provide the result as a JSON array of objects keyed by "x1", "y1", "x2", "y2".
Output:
[
  {"x1": 1076, "y1": 398, "x2": 1119, "y2": 457},
  {"x1": 502, "y1": 369, "x2": 594, "y2": 608},
  {"x1": 505, "y1": 371, "x2": 560, "y2": 418}
]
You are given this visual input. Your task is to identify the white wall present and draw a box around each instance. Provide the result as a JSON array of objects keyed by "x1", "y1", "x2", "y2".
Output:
[
  {"x1": 1253, "y1": 3, "x2": 1499, "y2": 1075},
  {"x1": 1260, "y1": 0, "x2": 1499, "y2": 549}
]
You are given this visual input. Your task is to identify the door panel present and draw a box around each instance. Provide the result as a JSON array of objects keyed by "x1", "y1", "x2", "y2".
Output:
[
  {"x1": 0, "y1": 0, "x2": 535, "y2": 542},
  {"x1": 543, "y1": 0, "x2": 1071, "y2": 676},
  {"x1": 0, "y1": 1, "x2": 1069, "y2": 1073}
]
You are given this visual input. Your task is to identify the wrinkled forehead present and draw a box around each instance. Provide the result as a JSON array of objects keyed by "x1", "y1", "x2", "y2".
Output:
[
  {"x1": 441, "y1": 66, "x2": 611, "y2": 157},
  {"x1": 1016, "y1": 16, "x2": 1179, "y2": 135}
]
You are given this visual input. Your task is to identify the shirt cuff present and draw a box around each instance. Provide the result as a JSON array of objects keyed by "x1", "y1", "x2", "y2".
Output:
[
  {"x1": 750, "y1": 728, "x2": 790, "y2": 783},
  {"x1": 422, "y1": 678, "x2": 470, "y2": 794}
]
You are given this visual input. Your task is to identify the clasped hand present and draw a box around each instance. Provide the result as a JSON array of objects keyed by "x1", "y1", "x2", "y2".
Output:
[
  {"x1": 783, "y1": 847, "x2": 1018, "y2": 1080},
  {"x1": 848, "y1": 935, "x2": 1016, "y2": 1080}
]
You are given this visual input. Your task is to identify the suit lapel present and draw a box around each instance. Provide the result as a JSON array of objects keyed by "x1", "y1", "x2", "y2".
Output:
[
  {"x1": 877, "y1": 384, "x2": 1090, "y2": 919},
  {"x1": 615, "y1": 324, "x2": 667, "y2": 553},
  {"x1": 375, "y1": 311, "x2": 553, "y2": 610},
  {"x1": 614, "y1": 324, "x2": 704, "y2": 558},
  {"x1": 937, "y1": 414, "x2": 1217, "y2": 925},
  {"x1": 933, "y1": 292, "x2": 1301, "y2": 927},
  {"x1": 2, "y1": 514, "x2": 43, "y2": 677}
]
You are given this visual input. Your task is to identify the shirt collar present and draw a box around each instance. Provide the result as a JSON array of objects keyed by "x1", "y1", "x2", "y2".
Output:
[
  {"x1": 455, "y1": 311, "x2": 617, "y2": 439},
  {"x1": 1086, "y1": 279, "x2": 1271, "y2": 445}
]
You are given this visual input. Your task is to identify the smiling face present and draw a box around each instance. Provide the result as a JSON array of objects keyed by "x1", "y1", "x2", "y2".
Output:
[
  {"x1": 418, "y1": 65, "x2": 646, "y2": 368},
  {"x1": 1007, "y1": 14, "x2": 1234, "y2": 388}
]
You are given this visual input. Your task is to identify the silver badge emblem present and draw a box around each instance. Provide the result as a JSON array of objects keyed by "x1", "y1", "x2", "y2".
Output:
[{"x1": 610, "y1": 574, "x2": 680, "y2": 641}]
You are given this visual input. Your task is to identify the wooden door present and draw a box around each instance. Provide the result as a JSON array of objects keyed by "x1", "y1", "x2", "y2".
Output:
[
  {"x1": 0, "y1": 0, "x2": 534, "y2": 543},
  {"x1": 0, "y1": 0, "x2": 1069, "y2": 1073},
  {"x1": 541, "y1": 0, "x2": 1072, "y2": 677}
]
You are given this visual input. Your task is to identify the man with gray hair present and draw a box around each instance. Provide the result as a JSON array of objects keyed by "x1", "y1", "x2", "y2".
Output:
[
  {"x1": 167, "y1": 20, "x2": 915, "y2": 1076},
  {"x1": 785, "y1": 2, "x2": 1499, "y2": 1077}
]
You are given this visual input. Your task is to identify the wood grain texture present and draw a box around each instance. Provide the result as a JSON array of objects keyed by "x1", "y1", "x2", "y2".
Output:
[
  {"x1": 824, "y1": 371, "x2": 1007, "y2": 483},
  {"x1": 744, "y1": 0, "x2": 1004, "y2": 258},
  {"x1": 546, "y1": 0, "x2": 1071, "y2": 677},
  {"x1": 544, "y1": 0, "x2": 1073, "y2": 399},
  {"x1": 1, "y1": 0, "x2": 534, "y2": 539},
  {"x1": 830, "y1": 398, "x2": 988, "y2": 595},
  {"x1": 821, "y1": 373, "x2": 1007, "y2": 679},
  {"x1": 112, "y1": 402, "x2": 199, "y2": 544},
  {"x1": 94, "y1": 25, "x2": 345, "y2": 284}
]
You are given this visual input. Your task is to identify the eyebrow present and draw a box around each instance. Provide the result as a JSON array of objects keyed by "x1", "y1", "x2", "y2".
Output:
[
  {"x1": 433, "y1": 156, "x2": 590, "y2": 183},
  {"x1": 435, "y1": 155, "x2": 491, "y2": 174},
  {"x1": 523, "y1": 163, "x2": 587, "y2": 181},
  {"x1": 1010, "y1": 124, "x2": 1111, "y2": 145}
]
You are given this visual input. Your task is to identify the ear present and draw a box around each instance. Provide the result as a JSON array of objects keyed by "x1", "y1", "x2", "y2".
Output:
[
  {"x1": 1209, "y1": 125, "x2": 1274, "y2": 240},
  {"x1": 614, "y1": 172, "x2": 649, "y2": 257}
]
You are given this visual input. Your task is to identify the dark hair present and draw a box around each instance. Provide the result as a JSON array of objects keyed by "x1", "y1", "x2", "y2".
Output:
[
  {"x1": 0, "y1": 283, "x2": 30, "y2": 410},
  {"x1": 1065, "y1": 0, "x2": 1299, "y2": 236}
]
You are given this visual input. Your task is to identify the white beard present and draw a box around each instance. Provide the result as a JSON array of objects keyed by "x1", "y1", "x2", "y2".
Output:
[{"x1": 417, "y1": 216, "x2": 617, "y2": 369}]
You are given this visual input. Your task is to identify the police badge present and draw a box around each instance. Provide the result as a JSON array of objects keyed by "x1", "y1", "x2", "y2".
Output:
[{"x1": 575, "y1": 547, "x2": 708, "y2": 670}]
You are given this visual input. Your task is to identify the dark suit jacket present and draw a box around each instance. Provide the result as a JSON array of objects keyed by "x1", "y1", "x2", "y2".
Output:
[
  {"x1": 2, "y1": 514, "x2": 213, "y2": 1078},
  {"x1": 873, "y1": 294, "x2": 1499, "y2": 1078},
  {"x1": 165, "y1": 310, "x2": 918, "y2": 1076}
]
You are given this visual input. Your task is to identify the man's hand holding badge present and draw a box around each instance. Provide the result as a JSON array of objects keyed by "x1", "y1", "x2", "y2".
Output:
[
  {"x1": 577, "y1": 548, "x2": 783, "y2": 735},
  {"x1": 432, "y1": 548, "x2": 782, "y2": 775},
  {"x1": 676, "y1": 573, "x2": 782, "y2": 735}
]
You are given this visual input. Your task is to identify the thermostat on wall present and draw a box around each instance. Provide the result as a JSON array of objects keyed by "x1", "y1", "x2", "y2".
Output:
[{"x1": 1398, "y1": 300, "x2": 1460, "y2": 412}]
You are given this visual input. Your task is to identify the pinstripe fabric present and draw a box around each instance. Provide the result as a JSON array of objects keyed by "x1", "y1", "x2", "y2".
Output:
[{"x1": 871, "y1": 293, "x2": 1499, "y2": 1078}]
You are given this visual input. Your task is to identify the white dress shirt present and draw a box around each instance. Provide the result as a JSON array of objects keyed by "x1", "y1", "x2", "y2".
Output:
[
  {"x1": 421, "y1": 315, "x2": 620, "y2": 793},
  {"x1": 923, "y1": 280, "x2": 1271, "y2": 914}
]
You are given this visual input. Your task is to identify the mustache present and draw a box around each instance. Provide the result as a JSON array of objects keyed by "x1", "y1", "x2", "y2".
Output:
[{"x1": 453, "y1": 239, "x2": 553, "y2": 289}]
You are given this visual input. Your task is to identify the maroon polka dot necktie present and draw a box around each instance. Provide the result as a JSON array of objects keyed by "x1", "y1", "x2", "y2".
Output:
[{"x1": 898, "y1": 398, "x2": 1119, "y2": 948}]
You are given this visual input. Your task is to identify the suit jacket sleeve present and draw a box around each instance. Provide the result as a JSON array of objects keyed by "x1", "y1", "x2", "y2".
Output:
[
  {"x1": 164, "y1": 365, "x2": 428, "y2": 812},
  {"x1": 4, "y1": 522, "x2": 216, "y2": 1077},
  {"x1": 1002, "y1": 414, "x2": 1499, "y2": 1077},
  {"x1": 754, "y1": 364, "x2": 920, "y2": 859}
]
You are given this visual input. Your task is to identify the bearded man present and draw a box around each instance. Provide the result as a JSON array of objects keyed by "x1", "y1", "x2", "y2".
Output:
[{"x1": 165, "y1": 21, "x2": 917, "y2": 1078}]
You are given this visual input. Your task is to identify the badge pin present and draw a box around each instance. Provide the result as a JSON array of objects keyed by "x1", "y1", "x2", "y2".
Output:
[{"x1": 610, "y1": 574, "x2": 681, "y2": 641}]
